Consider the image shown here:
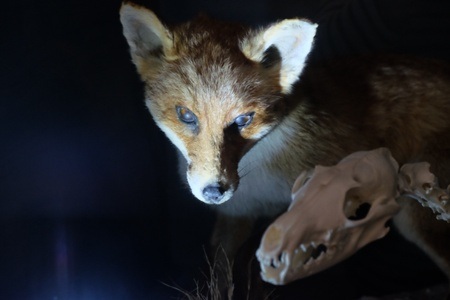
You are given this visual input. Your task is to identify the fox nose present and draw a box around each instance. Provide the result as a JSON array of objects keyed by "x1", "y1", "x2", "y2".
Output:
[{"x1": 202, "y1": 184, "x2": 226, "y2": 204}]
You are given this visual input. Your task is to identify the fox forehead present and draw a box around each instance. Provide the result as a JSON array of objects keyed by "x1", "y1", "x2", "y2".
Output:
[
  {"x1": 147, "y1": 60, "x2": 265, "y2": 117},
  {"x1": 149, "y1": 19, "x2": 267, "y2": 90},
  {"x1": 169, "y1": 15, "x2": 253, "y2": 59}
]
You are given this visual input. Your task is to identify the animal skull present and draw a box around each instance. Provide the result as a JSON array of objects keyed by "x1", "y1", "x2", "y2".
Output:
[{"x1": 256, "y1": 148, "x2": 401, "y2": 285}]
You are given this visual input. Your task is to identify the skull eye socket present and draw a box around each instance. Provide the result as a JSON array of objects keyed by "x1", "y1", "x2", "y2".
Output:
[
  {"x1": 343, "y1": 189, "x2": 371, "y2": 221},
  {"x1": 176, "y1": 106, "x2": 198, "y2": 125},
  {"x1": 234, "y1": 112, "x2": 255, "y2": 129}
]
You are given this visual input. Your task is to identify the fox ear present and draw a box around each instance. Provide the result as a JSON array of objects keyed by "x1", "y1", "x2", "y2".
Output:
[
  {"x1": 120, "y1": 3, "x2": 175, "y2": 78},
  {"x1": 241, "y1": 20, "x2": 317, "y2": 94}
]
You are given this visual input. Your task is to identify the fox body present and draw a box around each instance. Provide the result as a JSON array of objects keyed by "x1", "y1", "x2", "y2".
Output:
[{"x1": 120, "y1": 3, "x2": 450, "y2": 282}]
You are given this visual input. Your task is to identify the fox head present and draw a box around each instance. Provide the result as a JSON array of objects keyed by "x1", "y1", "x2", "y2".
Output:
[{"x1": 120, "y1": 3, "x2": 317, "y2": 205}]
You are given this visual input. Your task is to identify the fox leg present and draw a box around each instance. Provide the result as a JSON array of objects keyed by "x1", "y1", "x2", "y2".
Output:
[
  {"x1": 394, "y1": 197, "x2": 450, "y2": 294},
  {"x1": 206, "y1": 213, "x2": 256, "y2": 297},
  {"x1": 210, "y1": 213, "x2": 256, "y2": 262}
]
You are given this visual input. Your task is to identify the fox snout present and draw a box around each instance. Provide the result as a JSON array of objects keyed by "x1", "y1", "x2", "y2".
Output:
[
  {"x1": 187, "y1": 174, "x2": 235, "y2": 205},
  {"x1": 188, "y1": 176, "x2": 236, "y2": 204},
  {"x1": 186, "y1": 152, "x2": 240, "y2": 205}
]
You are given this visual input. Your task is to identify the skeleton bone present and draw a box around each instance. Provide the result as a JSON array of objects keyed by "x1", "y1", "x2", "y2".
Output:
[
  {"x1": 399, "y1": 162, "x2": 450, "y2": 222},
  {"x1": 257, "y1": 148, "x2": 450, "y2": 285}
]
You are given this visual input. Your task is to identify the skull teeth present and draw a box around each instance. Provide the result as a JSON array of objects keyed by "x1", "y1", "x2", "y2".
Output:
[
  {"x1": 300, "y1": 244, "x2": 308, "y2": 252},
  {"x1": 261, "y1": 242, "x2": 329, "y2": 270},
  {"x1": 297, "y1": 242, "x2": 328, "y2": 266}
]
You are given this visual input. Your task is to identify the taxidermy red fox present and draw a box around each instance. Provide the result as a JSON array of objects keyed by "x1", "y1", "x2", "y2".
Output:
[{"x1": 120, "y1": 2, "x2": 450, "y2": 284}]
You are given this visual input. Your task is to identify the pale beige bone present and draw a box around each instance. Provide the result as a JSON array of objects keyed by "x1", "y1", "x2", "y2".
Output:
[
  {"x1": 257, "y1": 148, "x2": 450, "y2": 285},
  {"x1": 399, "y1": 162, "x2": 450, "y2": 222},
  {"x1": 256, "y1": 148, "x2": 401, "y2": 285}
]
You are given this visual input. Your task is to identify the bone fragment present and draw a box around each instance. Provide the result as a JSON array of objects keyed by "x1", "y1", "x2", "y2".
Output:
[{"x1": 399, "y1": 162, "x2": 450, "y2": 222}]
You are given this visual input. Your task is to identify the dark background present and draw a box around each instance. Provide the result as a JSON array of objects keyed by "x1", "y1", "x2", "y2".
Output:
[{"x1": 1, "y1": 0, "x2": 448, "y2": 299}]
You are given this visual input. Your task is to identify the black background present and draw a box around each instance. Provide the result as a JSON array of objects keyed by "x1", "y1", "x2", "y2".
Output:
[{"x1": 1, "y1": 0, "x2": 448, "y2": 299}]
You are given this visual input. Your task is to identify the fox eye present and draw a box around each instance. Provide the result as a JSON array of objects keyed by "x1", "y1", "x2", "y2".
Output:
[
  {"x1": 176, "y1": 106, "x2": 197, "y2": 124},
  {"x1": 234, "y1": 112, "x2": 255, "y2": 129}
]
